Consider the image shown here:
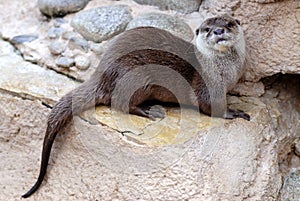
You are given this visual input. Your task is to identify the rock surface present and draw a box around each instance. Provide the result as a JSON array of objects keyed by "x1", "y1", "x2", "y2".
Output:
[
  {"x1": 71, "y1": 5, "x2": 133, "y2": 42},
  {"x1": 133, "y1": 0, "x2": 202, "y2": 14},
  {"x1": 11, "y1": 34, "x2": 39, "y2": 44},
  {"x1": 38, "y1": 0, "x2": 90, "y2": 17},
  {"x1": 0, "y1": 39, "x2": 78, "y2": 105},
  {"x1": 48, "y1": 41, "x2": 66, "y2": 55},
  {"x1": 55, "y1": 56, "x2": 75, "y2": 68},
  {"x1": 75, "y1": 55, "x2": 90, "y2": 70},
  {"x1": 281, "y1": 168, "x2": 300, "y2": 201},
  {"x1": 127, "y1": 12, "x2": 194, "y2": 41}
]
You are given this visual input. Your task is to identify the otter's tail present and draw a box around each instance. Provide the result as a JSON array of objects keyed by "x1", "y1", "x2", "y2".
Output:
[{"x1": 22, "y1": 80, "x2": 102, "y2": 198}]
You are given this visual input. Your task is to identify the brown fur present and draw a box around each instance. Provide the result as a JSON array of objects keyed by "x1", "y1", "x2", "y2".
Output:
[{"x1": 22, "y1": 15, "x2": 250, "y2": 198}]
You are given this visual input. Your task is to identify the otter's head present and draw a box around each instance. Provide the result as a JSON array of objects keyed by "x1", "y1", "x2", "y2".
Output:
[{"x1": 195, "y1": 15, "x2": 245, "y2": 56}]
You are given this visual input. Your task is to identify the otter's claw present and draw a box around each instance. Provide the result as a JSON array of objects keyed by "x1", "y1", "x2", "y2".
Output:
[{"x1": 225, "y1": 108, "x2": 250, "y2": 121}]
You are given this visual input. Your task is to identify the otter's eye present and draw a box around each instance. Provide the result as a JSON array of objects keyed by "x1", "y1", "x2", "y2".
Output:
[
  {"x1": 227, "y1": 22, "x2": 234, "y2": 28},
  {"x1": 201, "y1": 27, "x2": 210, "y2": 33},
  {"x1": 195, "y1": 28, "x2": 200, "y2": 36}
]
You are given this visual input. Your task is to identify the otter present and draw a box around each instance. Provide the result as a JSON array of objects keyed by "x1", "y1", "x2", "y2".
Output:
[{"x1": 22, "y1": 14, "x2": 250, "y2": 198}]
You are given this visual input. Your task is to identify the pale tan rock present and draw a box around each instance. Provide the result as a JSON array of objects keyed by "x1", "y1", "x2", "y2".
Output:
[
  {"x1": 0, "y1": 93, "x2": 50, "y2": 199},
  {"x1": 0, "y1": 39, "x2": 78, "y2": 105},
  {"x1": 230, "y1": 81, "x2": 265, "y2": 97}
]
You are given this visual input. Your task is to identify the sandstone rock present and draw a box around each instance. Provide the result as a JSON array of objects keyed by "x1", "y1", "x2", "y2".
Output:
[
  {"x1": 127, "y1": 13, "x2": 194, "y2": 41},
  {"x1": 230, "y1": 81, "x2": 265, "y2": 97},
  {"x1": 0, "y1": 92, "x2": 50, "y2": 198},
  {"x1": 38, "y1": 0, "x2": 90, "y2": 17},
  {"x1": 133, "y1": 0, "x2": 202, "y2": 14},
  {"x1": 0, "y1": 39, "x2": 78, "y2": 105},
  {"x1": 71, "y1": 5, "x2": 133, "y2": 42},
  {"x1": 281, "y1": 168, "x2": 300, "y2": 201}
]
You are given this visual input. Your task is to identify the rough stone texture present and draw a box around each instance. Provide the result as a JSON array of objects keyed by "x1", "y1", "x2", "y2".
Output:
[
  {"x1": 127, "y1": 12, "x2": 194, "y2": 41},
  {"x1": 133, "y1": 0, "x2": 202, "y2": 14},
  {"x1": 199, "y1": 0, "x2": 300, "y2": 82},
  {"x1": 1, "y1": 76, "x2": 298, "y2": 200},
  {"x1": 71, "y1": 5, "x2": 133, "y2": 42},
  {"x1": 38, "y1": 0, "x2": 90, "y2": 17},
  {"x1": 230, "y1": 81, "x2": 265, "y2": 97},
  {"x1": 0, "y1": 39, "x2": 78, "y2": 105},
  {"x1": 295, "y1": 140, "x2": 300, "y2": 157},
  {"x1": 281, "y1": 168, "x2": 300, "y2": 201},
  {"x1": 0, "y1": 92, "x2": 50, "y2": 199}
]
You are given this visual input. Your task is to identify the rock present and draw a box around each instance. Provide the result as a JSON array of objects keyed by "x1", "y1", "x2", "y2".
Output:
[
  {"x1": 11, "y1": 35, "x2": 38, "y2": 44},
  {"x1": 12, "y1": 40, "x2": 44, "y2": 64},
  {"x1": 71, "y1": 5, "x2": 133, "y2": 42},
  {"x1": 38, "y1": 0, "x2": 90, "y2": 17},
  {"x1": 89, "y1": 42, "x2": 106, "y2": 55},
  {"x1": 75, "y1": 55, "x2": 90, "y2": 70},
  {"x1": 0, "y1": 92, "x2": 50, "y2": 198},
  {"x1": 62, "y1": 31, "x2": 78, "y2": 40},
  {"x1": 255, "y1": 0, "x2": 279, "y2": 3},
  {"x1": 127, "y1": 13, "x2": 194, "y2": 41},
  {"x1": 295, "y1": 140, "x2": 300, "y2": 157},
  {"x1": 281, "y1": 168, "x2": 300, "y2": 201},
  {"x1": 68, "y1": 36, "x2": 89, "y2": 52},
  {"x1": 48, "y1": 41, "x2": 66, "y2": 55},
  {"x1": 48, "y1": 27, "x2": 66, "y2": 39},
  {"x1": 230, "y1": 81, "x2": 265, "y2": 97},
  {"x1": 133, "y1": 0, "x2": 202, "y2": 14},
  {"x1": 0, "y1": 39, "x2": 78, "y2": 105},
  {"x1": 53, "y1": 18, "x2": 67, "y2": 27},
  {"x1": 55, "y1": 56, "x2": 75, "y2": 68}
]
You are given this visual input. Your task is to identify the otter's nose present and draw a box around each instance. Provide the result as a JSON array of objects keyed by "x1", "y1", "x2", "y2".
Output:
[{"x1": 213, "y1": 28, "x2": 225, "y2": 35}]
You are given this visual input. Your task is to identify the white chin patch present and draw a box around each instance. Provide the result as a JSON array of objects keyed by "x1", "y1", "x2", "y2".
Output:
[{"x1": 214, "y1": 41, "x2": 231, "y2": 52}]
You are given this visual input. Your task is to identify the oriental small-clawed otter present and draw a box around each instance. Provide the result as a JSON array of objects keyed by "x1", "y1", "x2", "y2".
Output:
[{"x1": 22, "y1": 14, "x2": 250, "y2": 198}]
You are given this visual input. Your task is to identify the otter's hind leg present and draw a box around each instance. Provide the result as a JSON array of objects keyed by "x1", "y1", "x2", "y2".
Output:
[{"x1": 127, "y1": 88, "x2": 166, "y2": 120}]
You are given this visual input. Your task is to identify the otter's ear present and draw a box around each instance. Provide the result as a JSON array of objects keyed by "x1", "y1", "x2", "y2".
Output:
[
  {"x1": 235, "y1": 19, "x2": 241, "y2": 25},
  {"x1": 195, "y1": 28, "x2": 200, "y2": 36}
]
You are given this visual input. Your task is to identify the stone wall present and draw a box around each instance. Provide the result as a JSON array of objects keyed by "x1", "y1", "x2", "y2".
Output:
[{"x1": 0, "y1": 0, "x2": 299, "y2": 200}]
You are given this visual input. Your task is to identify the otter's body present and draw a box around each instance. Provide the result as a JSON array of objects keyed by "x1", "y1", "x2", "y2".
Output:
[{"x1": 22, "y1": 15, "x2": 250, "y2": 198}]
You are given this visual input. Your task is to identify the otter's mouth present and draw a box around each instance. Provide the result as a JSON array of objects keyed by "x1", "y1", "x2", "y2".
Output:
[{"x1": 216, "y1": 38, "x2": 227, "y2": 43}]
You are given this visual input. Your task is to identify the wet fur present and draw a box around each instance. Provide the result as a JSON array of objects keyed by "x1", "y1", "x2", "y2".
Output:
[{"x1": 22, "y1": 15, "x2": 250, "y2": 198}]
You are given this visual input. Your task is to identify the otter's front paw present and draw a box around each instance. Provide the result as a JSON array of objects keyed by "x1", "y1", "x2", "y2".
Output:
[{"x1": 225, "y1": 108, "x2": 250, "y2": 121}]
